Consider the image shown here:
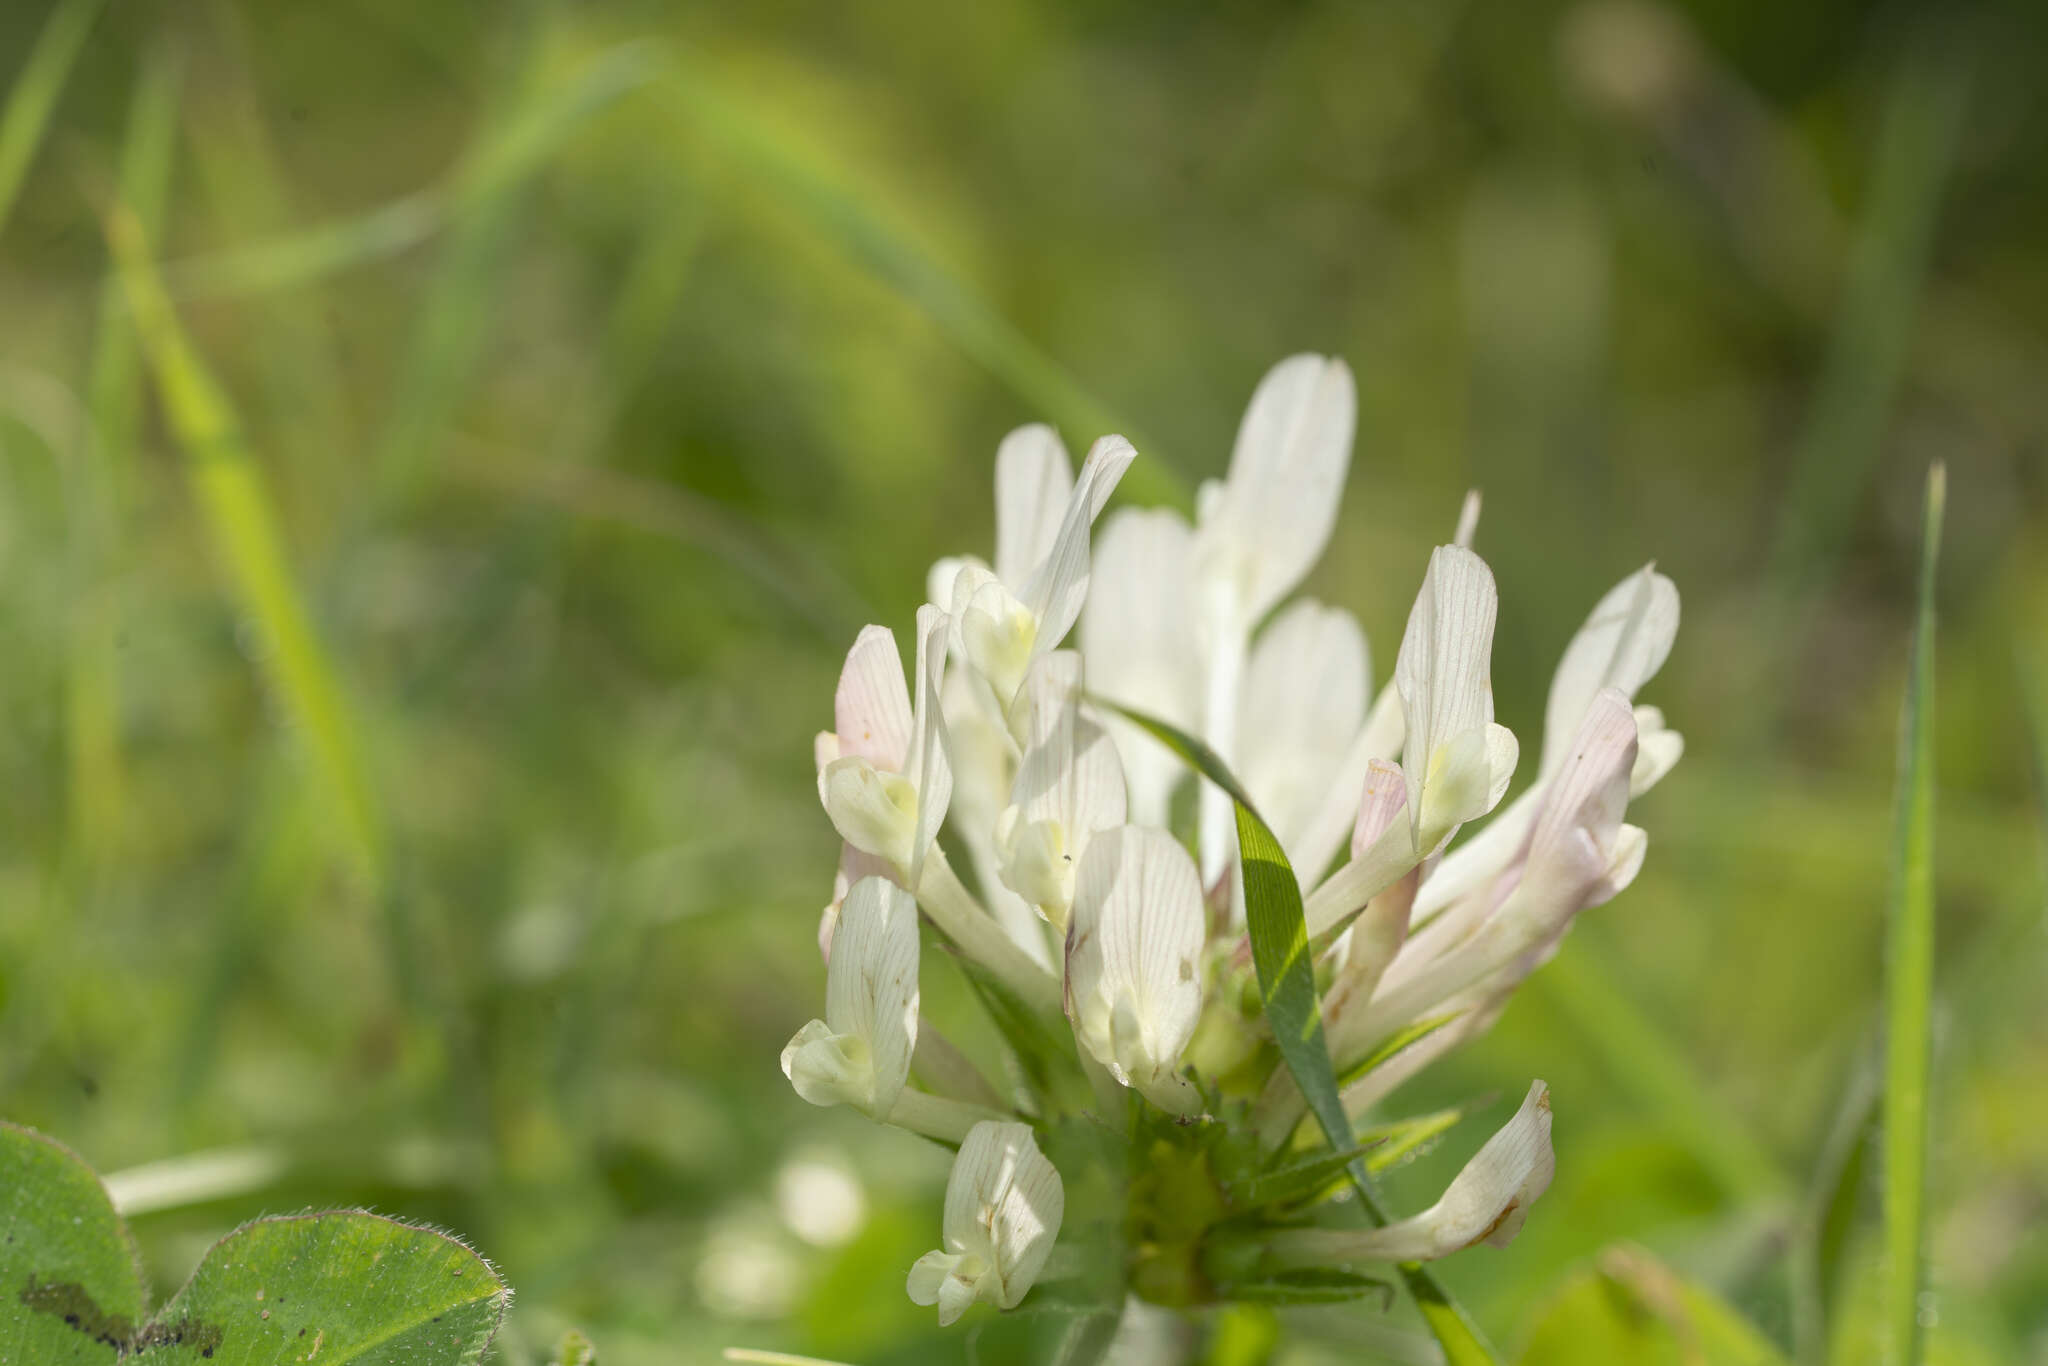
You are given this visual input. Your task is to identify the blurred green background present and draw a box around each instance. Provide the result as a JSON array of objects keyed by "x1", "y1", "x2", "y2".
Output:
[{"x1": 2, "y1": 0, "x2": 2045, "y2": 1362}]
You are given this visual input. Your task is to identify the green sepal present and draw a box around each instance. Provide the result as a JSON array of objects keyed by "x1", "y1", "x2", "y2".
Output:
[{"x1": 1224, "y1": 1268, "x2": 1395, "y2": 1308}]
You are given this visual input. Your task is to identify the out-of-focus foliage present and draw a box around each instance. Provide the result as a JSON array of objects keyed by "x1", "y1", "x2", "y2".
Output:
[{"x1": 0, "y1": 1, "x2": 2043, "y2": 1363}]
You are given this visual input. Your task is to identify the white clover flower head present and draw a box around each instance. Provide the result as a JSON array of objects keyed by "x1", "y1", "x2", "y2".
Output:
[
  {"x1": 786, "y1": 352, "x2": 1684, "y2": 1329},
  {"x1": 907, "y1": 1121, "x2": 1064, "y2": 1325}
]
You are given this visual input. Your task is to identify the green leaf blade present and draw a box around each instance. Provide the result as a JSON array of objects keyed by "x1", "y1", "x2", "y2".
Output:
[
  {"x1": 139, "y1": 1212, "x2": 508, "y2": 1365},
  {"x1": 1, "y1": 1123, "x2": 143, "y2": 1366}
]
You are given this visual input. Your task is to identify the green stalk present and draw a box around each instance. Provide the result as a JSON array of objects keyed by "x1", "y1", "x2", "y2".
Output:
[{"x1": 1882, "y1": 462, "x2": 1945, "y2": 1365}]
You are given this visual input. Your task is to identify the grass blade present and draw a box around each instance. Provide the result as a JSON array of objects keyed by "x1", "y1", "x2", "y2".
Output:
[
  {"x1": 1107, "y1": 702, "x2": 1498, "y2": 1365},
  {"x1": 67, "y1": 46, "x2": 181, "y2": 858},
  {"x1": 375, "y1": 41, "x2": 662, "y2": 505},
  {"x1": 1882, "y1": 461, "x2": 1945, "y2": 1365},
  {"x1": 1803, "y1": 1057, "x2": 1878, "y2": 1362},
  {"x1": 0, "y1": 0, "x2": 105, "y2": 238},
  {"x1": 161, "y1": 43, "x2": 657, "y2": 302},
  {"x1": 107, "y1": 208, "x2": 384, "y2": 887}
]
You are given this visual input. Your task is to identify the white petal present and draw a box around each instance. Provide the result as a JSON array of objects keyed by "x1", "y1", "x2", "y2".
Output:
[
  {"x1": 906, "y1": 1250, "x2": 953, "y2": 1308},
  {"x1": 1593, "y1": 824, "x2": 1649, "y2": 907},
  {"x1": 937, "y1": 667, "x2": 1049, "y2": 966},
  {"x1": 926, "y1": 556, "x2": 970, "y2": 623},
  {"x1": 1412, "y1": 568, "x2": 1678, "y2": 926},
  {"x1": 1539, "y1": 566, "x2": 1678, "y2": 780},
  {"x1": 936, "y1": 1269, "x2": 979, "y2": 1325},
  {"x1": 1022, "y1": 434, "x2": 1137, "y2": 653},
  {"x1": 1351, "y1": 758, "x2": 1410, "y2": 857},
  {"x1": 908, "y1": 605, "x2": 955, "y2": 878},
  {"x1": 1291, "y1": 680, "x2": 1408, "y2": 883},
  {"x1": 1483, "y1": 722, "x2": 1520, "y2": 812},
  {"x1": 1238, "y1": 599, "x2": 1369, "y2": 867},
  {"x1": 1081, "y1": 507, "x2": 1202, "y2": 826},
  {"x1": 1012, "y1": 653, "x2": 1128, "y2": 837},
  {"x1": 941, "y1": 1122, "x2": 1064, "y2": 1310},
  {"x1": 820, "y1": 757, "x2": 918, "y2": 868},
  {"x1": 834, "y1": 625, "x2": 913, "y2": 769},
  {"x1": 827, "y1": 876, "x2": 920, "y2": 1116},
  {"x1": 1525, "y1": 688, "x2": 1637, "y2": 894},
  {"x1": 1065, "y1": 826, "x2": 1206, "y2": 1110},
  {"x1": 960, "y1": 576, "x2": 1039, "y2": 710},
  {"x1": 1002, "y1": 653, "x2": 1128, "y2": 927},
  {"x1": 1301, "y1": 763, "x2": 1422, "y2": 941},
  {"x1": 1366, "y1": 693, "x2": 1638, "y2": 1029},
  {"x1": 1395, "y1": 545, "x2": 1501, "y2": 853},
  {"x1": 1322, "y1": 860, "x2": 1417, "y2": 1034},
  {"x1": 1629, "y1": 705, "x2": 1684, "y2": 797},
  {"x1": 1207, "y1": 354, "x2": 1356, "y2": 621},
  {"x1": 1453, "y1": 488, "x2": 1483, "y2": 549},
  {"x1": 1328, "y1": 1081, "x2": 1554, "y2": 1260},
  {"x1": 993, "y1": 424, "x2": 1076, "y2": 590},
  {"x1": 820, "y1": 843, "x2": 896, "y2": 963},
  {"x1": 782, "y1": 1018, "x2": 869, "y2": 1110}
]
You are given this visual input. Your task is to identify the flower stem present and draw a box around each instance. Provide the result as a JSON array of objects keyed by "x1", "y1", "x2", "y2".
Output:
[
  {"x1": 886, "y1": 1088, "x2": 1012, "y2": 1145},
  {"x1": 916, "y1": 850, "x2": 1064, "y2": 1017}
]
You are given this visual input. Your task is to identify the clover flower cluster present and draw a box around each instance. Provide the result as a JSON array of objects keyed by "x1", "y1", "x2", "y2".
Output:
[{"x1": 785, "y1": 354, "x2": 1683, "y2": 1325}]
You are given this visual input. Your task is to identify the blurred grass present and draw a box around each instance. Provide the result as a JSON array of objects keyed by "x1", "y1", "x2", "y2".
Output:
[
  {"x1": 2, "y1": 3, "x2": 2046, "y2": 1365},
  {"x1": 65, "y1": 43, "x2": 179, "y2": 864},
  {"x1": 0, "y1": 0, "x2": 101, "y2": 236},
  {"x1": 109, "y1": 202, "x2": 384, "y2": 885}
]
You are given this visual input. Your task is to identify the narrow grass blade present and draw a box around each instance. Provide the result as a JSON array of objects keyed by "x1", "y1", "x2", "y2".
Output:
[
  {"x1": 107, "y1": 209, "x2": 384, "y2": 886},
  {"x1": 1107, "y1": 702, "x2": 1498, "y2": 1365},
  {"x1": 1882, "y1": 461, "x2": 1945, "y2": 1365},
  {"x1": 548, "y1": 194, "x2": 707, "y2": 465},
  {"x1": 1802, "y1": 1057, "x2": 1878, "y2": 1363},
  {"x1": 1336, "y1": 1013, "x2": 1462, "y2": 1091},
  {"x1": 67, "y1": 46, "x2": 181, "y2": 858},
  {"x1": 0, "y1": 0, "x2": 105, "y2": 238},
  {"x1": 1361, "y1": 1105, "x2": 1467, "y2": 1174},
  {"x1": 161, "y1": 43, "x2": 657, "y2": 301},
  {"x1": 654, "y1": 48, "x2": 1184, "y2": 508}
]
